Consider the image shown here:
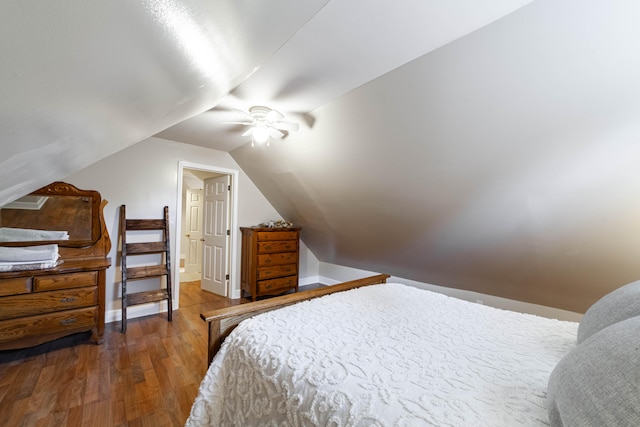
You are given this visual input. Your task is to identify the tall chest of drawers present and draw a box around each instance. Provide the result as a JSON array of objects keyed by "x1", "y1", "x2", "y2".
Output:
[
  {"x1": 240, "y1": 227, "x2": 300, "y2": 301},
  {"x1": 0, "y1": 258, "x2": 110, "y2": 350}
]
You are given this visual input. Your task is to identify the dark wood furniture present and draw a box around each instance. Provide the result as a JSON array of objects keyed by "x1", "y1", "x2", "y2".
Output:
[
  {"x1": 201, "y1": 274, "x2": 391, "y2": 364},
  {"x1": 0, "y1": 182, "x2": 111, "y2": 350},
  {"x1": 119, "y1": 205, "x2": 172, "y2": 333},
  {"x1": 240, "y1": 226, "x2": 301, "y2": 301},
  {"x1": 1, "y1": 181, "x2": 105, "y2": 249}
]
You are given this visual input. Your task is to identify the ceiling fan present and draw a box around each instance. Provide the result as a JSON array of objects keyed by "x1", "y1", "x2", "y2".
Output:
[{"x1": 224, "y1": 106, "x2": 300, "y2": 146}]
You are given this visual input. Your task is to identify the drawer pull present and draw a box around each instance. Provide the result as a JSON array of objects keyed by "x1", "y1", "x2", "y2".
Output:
[
  {"x1": 60, "y1": 297, "x2": 77, "y2": 303},
  {"x1": 60, "y1": 318, "x2": 77, "y2": 326}
]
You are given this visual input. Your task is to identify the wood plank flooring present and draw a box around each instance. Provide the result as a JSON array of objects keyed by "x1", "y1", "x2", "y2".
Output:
[{"x1": 0, "y1": 281, "x2": 247, "y2": 426}]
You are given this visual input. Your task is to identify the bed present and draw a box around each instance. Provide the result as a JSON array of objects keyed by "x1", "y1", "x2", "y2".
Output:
[{"x1": 187, "y1": 275, "x2": 640, "y2": 426}]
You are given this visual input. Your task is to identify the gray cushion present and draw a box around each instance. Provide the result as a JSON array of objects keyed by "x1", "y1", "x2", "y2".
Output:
[
  {"x1": 547, "y1": 316, "x2": 640, "y2": 427},
  {"x1": 577, "y1": 279, "x2": 640, "y2": 344}
]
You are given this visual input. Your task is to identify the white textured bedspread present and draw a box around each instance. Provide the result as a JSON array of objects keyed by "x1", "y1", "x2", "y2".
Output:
[{"x1": 186, "y1": 283, "x2": 578, "y2": 426}]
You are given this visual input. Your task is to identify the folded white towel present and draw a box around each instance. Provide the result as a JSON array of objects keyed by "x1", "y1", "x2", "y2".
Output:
[
  {"x1": 0, "y1": 259, "x2": 61, "y2": 272},
  {"x1": 0, "y1": 244, "x2": 59, "y2": 263},
  {"x1": 0, "y1": 227, "x2": 69, "y2": 242}
]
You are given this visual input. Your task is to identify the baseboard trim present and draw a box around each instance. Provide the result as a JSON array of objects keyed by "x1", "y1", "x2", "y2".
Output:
[{"x1": 105, "y1": 300, "x2": 171, "y2": 324}]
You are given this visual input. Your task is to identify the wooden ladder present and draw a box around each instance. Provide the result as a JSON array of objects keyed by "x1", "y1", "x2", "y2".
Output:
[{"x1": 120, "y1": 205, "x2": 173, "y2": 333}]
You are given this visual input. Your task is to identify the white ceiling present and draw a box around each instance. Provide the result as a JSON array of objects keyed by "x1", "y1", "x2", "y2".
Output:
[
  {"x1": 156, "y1": 0, "x2": 535, "y2": 151},
  {"x1": 0, "y1": 0, "x2": 534, "y2": 203},
  {"x1": 0, "y1": 0, "x2": 330, "y2": 204}
]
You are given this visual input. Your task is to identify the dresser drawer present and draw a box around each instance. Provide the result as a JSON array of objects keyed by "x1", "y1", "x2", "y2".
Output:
[
  {"x1": 0, "y1": 306, "x2": 97, "y2": 344},
  {"x1": 257, "y1": 276, "x2": 297, "y2": 294},
  {"x1": 257, "y1": 231, "x2": 298, "y2": 241},
  {"x1": 0, "y1": 287, "x2": 97, "y2": 320},
  {"x1": 34, "y1": 271, "x2": 98, "y2": 291},
  {"x1": 0, "y1": 277, "x2": 32, "y2": 296},
  {"x1": 257, "y1": 264, "x2": 297, "y2": 280},
  {"x1": 257, "y1": 240, "x2": 297, "y2": 254},
  {"x1": 257, "y1": 252, "x2": 297, "y2": 267}
]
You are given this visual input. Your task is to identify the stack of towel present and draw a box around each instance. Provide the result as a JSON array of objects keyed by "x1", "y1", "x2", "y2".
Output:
[
  {"x1": 0, "y1": 244, "x2": 61, "y2": 272},
  {"x1": 0, "y1": 227, "x2": 69, "y2": 242}
]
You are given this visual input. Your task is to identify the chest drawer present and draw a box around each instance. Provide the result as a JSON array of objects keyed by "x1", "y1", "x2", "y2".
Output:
[
  {"x1": 0, "y1": 287, "x2": 97, "y2": 320},
  {"x1": 0, "y1": 277, "x2": 32, "y2": 296},
  {"x1": 0, "y1": 306, "x2": 97, "y2": 344},
  {"x1": 256, "y1": 231, "x2": 298, "y2": 241},
  {"x1": 257, "y1": 264, "x2": 297, "y2": 280},
  {"x1": 257, "y1": 276, "x2": 297, "y2": 294},
  {"x1": 34, "y1": 271, "x2": 98, "y2": 292},
  {"x1": 257, "y1": 240, "x2": 297, "y2": 254},
  {"x1": 257, "y1": 252, "x2": 297, "y2": 267}
]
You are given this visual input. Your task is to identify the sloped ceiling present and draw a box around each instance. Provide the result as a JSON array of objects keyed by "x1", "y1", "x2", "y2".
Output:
[
  {"x1": 2, "y1": 0, "x2": 639, "y2": 313},
  {"x1": 230, "y1": 0, "x2": 640, "y2": 313},
  {"x1": 0, "y1": 0, "x2": 330, "y2": 204},
  {"x1": 157, "y1": 0, "x2": 534, "y2": 149}
]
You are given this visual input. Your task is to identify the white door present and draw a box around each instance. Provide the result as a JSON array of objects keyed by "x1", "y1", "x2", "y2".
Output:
[
  {"x1": 201, "y1": 175, "x2": 230, "y2": 295},
  {"x1": 184, "y1": 189, "x2": 203, "y2": 274}
]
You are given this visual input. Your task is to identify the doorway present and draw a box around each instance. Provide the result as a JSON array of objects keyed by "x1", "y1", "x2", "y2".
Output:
[{"x1": 175, "y1": 161, "x2": 239, "y2": 304}]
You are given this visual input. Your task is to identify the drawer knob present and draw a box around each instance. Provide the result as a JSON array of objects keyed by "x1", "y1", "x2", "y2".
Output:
[
  {"x1": 60, "y1": 318, "x2": 77, "y2": 326},
  {"x1": 60, "y1": 297, "x2": 77, "y2": 303}
]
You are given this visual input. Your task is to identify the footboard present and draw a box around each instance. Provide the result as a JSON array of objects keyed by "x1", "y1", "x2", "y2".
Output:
[{"x1": 200, "y1": 274, "x2": 390, "y2": 365}]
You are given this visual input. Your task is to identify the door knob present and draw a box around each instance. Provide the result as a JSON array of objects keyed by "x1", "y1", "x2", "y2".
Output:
[{"x1": 185, "y1": 233, "x2": 190, "y2": 237}]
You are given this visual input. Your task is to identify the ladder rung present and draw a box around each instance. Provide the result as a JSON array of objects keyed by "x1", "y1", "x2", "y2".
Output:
[
  {"x1": 125, "y1": 219, "x2": 166, "y2": 230},
  {"x1": 126, "y1": 265, "x2": 168, "y2": 280},
  {"x1": 127, "y1": 289, "x2": 169, "y2": 306},
  {"x1": 125, "y1": 242, "x2": 167, "y2": 255}
]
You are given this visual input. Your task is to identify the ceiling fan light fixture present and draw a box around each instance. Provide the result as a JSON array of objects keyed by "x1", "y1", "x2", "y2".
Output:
[
  {"x1": 252, "y1": 125, "x2": 270, "y2": 144},
  {"x1": 223, "y1": 105, "x2": 299, "y2": 147}
]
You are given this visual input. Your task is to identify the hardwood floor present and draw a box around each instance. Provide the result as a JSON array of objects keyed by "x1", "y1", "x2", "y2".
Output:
[{"x1": 0, "y1": 281, "x2": 248, "y2": 426}]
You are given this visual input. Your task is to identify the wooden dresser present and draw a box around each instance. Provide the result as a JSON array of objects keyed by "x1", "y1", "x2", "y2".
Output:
[
  {"x1": 0, "y1": 182, "x2": 111, "y2": 351},
  {"x1": 240, "y1": 227, "x2": 300, "y2": 301}
]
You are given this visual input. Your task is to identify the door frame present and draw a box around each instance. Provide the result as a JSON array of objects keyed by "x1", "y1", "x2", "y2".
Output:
[{"x1": 175, "y1": 161, "x2": 239, "y2": 307}]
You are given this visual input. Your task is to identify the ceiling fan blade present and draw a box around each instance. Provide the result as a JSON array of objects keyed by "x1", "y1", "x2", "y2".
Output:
[
  {"x1": 241, "y1": 128, "x2": 254, "y2": 137},
  {"x1": 222, "y1": 121, "x2": 254, "y2": 125},
  {"x1": 268, "y1": 128, "x2": 284, "y2": 139},
  {"x1": 232, "y1": 108, "x2": 254, "y2": 120},
  {"x1": 273, "y1": 121, "x2": 299, "y2": 132},
  {"x1": 265, "y1": 109, "x2": 284, "y2": 122}
]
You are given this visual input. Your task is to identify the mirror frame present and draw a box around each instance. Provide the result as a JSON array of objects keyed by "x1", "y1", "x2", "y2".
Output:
[{"x1": 0, "y1": 181, "x2": 102, "y2": 248}]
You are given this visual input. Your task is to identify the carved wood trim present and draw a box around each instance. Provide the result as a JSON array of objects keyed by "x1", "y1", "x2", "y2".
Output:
[{"x1": 1, "y1": 181, "x2": 105, "y2": 251}]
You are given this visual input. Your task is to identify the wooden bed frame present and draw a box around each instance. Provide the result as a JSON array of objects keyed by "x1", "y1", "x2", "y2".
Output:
[{"x1": 200, "y1": 274, "x2": 391, "y2": 364}]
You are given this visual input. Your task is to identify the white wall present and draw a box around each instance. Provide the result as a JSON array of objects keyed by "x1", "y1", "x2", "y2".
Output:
[
  {"x1": 298, "y1": 240, "x2": 320, "y2": 286},
  {"x1": 64, "y1": 136, "x2": 319, "y2": 322}
]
